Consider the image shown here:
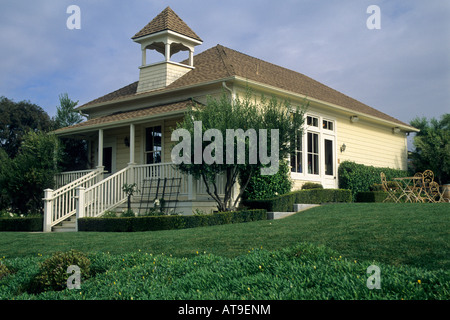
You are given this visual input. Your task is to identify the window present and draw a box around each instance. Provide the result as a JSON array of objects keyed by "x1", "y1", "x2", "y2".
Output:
[
  {"x1": 323, "y1": 120, "x2": 334, "y2": 131},
  {"x1": 290, "y1": 131, "x2": 302, "y2": 173},
  {"x1": 307, "y1": 132, "x2": 319, "y2": 175},
  {"x1": 307, "y1": 116, "x2": 319, "y2": 127},
  {"x1": 145, "y1": 126, "x2": 162, "y2": 164}
]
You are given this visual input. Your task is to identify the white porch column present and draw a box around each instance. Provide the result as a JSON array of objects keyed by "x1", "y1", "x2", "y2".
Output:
[
  {"x1": 97, "y1": 129, "x2": 104, "y2": 169},
  {"x1": 129, "y1": 124, "x2": 136, "y2": 165},
  {"x1": 43, "y1": 189, "x2": 54, "y2": 232},
  {"x1": 127, "y1": 124, "x2": 136, "y2": 186}
]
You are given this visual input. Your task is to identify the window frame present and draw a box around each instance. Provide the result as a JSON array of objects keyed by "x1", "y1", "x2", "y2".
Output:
[{"x1": 143, "y1": 124, "x2": 163, "y2": 165}]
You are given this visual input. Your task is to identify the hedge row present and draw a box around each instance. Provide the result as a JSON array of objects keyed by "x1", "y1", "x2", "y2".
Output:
[
  {"x1": 338, "y1": 161, "x2": 408, "y2": 201},
  {"x1": 0, "y1": 217, "x2": 43, "y2": 232},
  {"x1": 78, "y1": 209, "x2": 267, "y2": 232},
  {"x1": 242, "y1": 189, "x2": 352, "y2": 212},
  {"x1": 355, "y1": 191, "x2": 390, "y2": 203}
]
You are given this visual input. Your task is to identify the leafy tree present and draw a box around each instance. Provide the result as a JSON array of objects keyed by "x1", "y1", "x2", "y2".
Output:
[
  {"x1": 172, "y1": 91, "x2": 306, "y2": 211},
  {"x1": 53, "y1": 93, "x2": 88, "y2": 172},
  {"x1": 0, "y1": 131, "x2": 61, "y2": 215},
  {"x1": 53, "y1": 93, "x2": 83, "y2": 129},
  {"x1": 0, "y1": 96, "x2": 52, "y2": 158},
  {"x1": 409, "y1": 114, "x2": 450, "y2": 184}
]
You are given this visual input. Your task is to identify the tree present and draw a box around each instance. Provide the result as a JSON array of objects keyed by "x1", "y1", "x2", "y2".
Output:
[
  {"x1": 0, "y1": 131, "x2": 61, "y2": 214},
  {"x1": 53, "y1": 93, "x2": 88, "y2": 172},
  {"x1": 410, "y1": 114, "x2": 450, "y2": 184},
  {"x1": 53, "y1": 93, "x2": 83, "y2": 129},
  {"x1": 0, "y1": 96, "x2": 52, "y2": 158},
  {"x1": 172, "y1": 91, "x2": 306, "y2": 211}
]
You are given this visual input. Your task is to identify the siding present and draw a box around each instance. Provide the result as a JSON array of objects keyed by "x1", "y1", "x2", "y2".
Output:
[{"x1": 335, "y1": 113, "x2": 407, "y2": 170}]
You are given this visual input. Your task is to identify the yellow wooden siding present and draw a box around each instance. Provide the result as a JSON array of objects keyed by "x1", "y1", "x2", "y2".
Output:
[{"x1": 335, "y1": 114, "x2": 407, "y2": 170}]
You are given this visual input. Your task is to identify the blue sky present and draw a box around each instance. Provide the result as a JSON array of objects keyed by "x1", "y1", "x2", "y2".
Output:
[{"x1": 1, "y1": 0, "x2": 449, "y2": 129}]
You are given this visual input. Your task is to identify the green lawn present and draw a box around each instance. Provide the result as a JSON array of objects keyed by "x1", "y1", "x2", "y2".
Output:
[{"x1": 1, "y1": 203, "x2": 449, "y2": 271}]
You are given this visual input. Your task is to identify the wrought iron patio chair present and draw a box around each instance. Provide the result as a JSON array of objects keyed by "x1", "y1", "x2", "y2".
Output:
[
  {"x1": 380, "y1": 172, "x2": 400, "y2": 203},
  {"x1": 421, "y1": 170, "x2": 436, "y2": 202},
  {"x1": 427, "y1": 181, "x2": 445, "y2": 203},
  {"x1": 412, "y1": 172, "x2": 426, "y2": 203}
]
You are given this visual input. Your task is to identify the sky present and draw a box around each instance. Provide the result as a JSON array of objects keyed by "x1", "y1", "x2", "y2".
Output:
[{"x1": 1, "y1": 0, "x2": 449, "y2": 131}]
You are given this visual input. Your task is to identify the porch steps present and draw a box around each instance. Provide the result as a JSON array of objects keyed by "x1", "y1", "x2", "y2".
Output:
[{"x1": 52, "y1": 216, "x2": 77, "y2": 232}]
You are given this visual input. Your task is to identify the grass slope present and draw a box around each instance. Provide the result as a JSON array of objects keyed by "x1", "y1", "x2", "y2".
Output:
[{"x1": 1, "y1": 203, "x2": 448, "y2": 271}]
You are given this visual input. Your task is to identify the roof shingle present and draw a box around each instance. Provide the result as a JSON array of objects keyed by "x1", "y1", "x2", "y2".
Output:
[
  {"x1": 132, "y1": 6, "x2": 202, "y2": 42},
  {"x1": 79, "y1": 45, "x2": 412, "y2": 128},
  {"x1": 57, "y1": 100, "x2": 191, "y2": 133}
]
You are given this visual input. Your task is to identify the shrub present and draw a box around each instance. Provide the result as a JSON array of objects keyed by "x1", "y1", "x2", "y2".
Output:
[
  {"x1": 241, "y1": 160, "x2": 293, "y2": 200},
  {"x1": 355, "y1": 191, "x2": 389, "y2": 203},
  {"x1": 0, "y1": 263, "x2": 10, "y2": 280},
  {"x1": 78, "y1": 209, "x2": 267, "y2": 232},
  {"x1": 242, "y1": 189, "x2": 352, "y2": 211},
  {"x1": 0, "y1": 217, "x2": 43, "y2": 231},
  {"x1": 35, "y1": 250, "x2": 90, "y2": 291},
  {"x1": 338, "y1": 161, "x2": 408, "y2": 201},
  {"x1": 301, "y1": 182, "x2": 323, "y2": 190}
]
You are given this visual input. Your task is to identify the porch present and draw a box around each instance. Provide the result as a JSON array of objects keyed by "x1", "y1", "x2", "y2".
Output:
[{"x1": 44, "y1": 162, "x2": 225, "y2": 232}]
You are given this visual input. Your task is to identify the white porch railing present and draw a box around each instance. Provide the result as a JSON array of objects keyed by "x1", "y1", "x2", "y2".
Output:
[
  {"x1": 43, "y1": 168, "x2": 104, "y2": 232},
  {"x1": 82, "y1": 166, "x2": 131, "y2": 218},
  {"x1": 47, "y1": 163, "x2": 228, "y2": 231},
  {"x1": 54, "y1": 169, "x2": 96, "y2": 189}
]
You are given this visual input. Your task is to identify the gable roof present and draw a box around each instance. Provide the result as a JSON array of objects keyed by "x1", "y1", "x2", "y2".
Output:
[
  {"x1": 132, "y1": 6, "x2": 202, "y2": 42},
  {"x1": 79, "y1": 44, "x2": 413, "y2": 129}
]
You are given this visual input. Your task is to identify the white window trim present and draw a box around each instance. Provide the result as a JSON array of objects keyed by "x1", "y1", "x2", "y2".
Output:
[{"x1": 290, "y1": 113, "x2": 337, "y2": 186}]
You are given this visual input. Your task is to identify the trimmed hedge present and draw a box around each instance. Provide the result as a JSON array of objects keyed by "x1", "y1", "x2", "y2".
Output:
[
  {"x1": 78, "y1": 209, "x2": 267, "y2": 232},
  {"x1": 242, "y1": 189, "x2": 352, "y2": 212},
  {"x1": 355, "y1": 191, "x2": 389, "y2": 203},
  {"x1": 338, "y1": 161, "x2": 408, "y2": 201},
  {"x1": 0, "y1": 217, "x2": 43, "y2": 232}
]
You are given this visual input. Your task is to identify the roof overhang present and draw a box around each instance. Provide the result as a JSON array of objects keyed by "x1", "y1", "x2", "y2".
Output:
[
  {"x1": 54, "y1": 101, "x2": 193, "y2": 137},
  {"x1": 231, "y1": 76, "x2": 420, "y2": 133},
  {"x1": 74, "y1": 75, "x2": 418, "y2": 136}
]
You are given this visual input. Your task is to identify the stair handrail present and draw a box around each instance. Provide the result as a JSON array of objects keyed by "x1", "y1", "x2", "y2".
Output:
[
  {"x1": 81, "y1": 166, "x2": 131, "y2": 218},
  {"x1": 43, "y1": 168, "x2": 104, "y2": 232}
]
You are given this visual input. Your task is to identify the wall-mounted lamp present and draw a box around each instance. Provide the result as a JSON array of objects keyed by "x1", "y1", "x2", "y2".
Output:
[
  {"x1": 340, "y1": 143, "x2": 347, "y2": 153},
  {"x1": 124, "y1": 136, "x2": 130, "y2": 147},
  {"x1": 393, "y1": 127, "x2": 401, "y2": 134},
  {"x1": 350, "y1": 116, "x2": 359, "y2": 123}
]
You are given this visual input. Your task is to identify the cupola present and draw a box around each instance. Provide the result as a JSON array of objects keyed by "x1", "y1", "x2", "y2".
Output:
[{"x1": 132, "y1": 7, "x2": 203, "y2": 93}]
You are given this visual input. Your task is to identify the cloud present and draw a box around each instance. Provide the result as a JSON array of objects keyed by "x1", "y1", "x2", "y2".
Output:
[{"x1": 0, "y1": 0, "x2": 448, "y2": 124}]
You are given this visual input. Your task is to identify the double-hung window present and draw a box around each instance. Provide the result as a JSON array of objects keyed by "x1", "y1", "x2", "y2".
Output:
[{"x1": 145, "y1": 126, "x2": 162, "y2": 164}]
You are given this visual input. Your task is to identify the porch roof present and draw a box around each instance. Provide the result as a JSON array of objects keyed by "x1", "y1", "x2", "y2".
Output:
[{"x1": 54, "y1": 100, "x2": 192, "y2": 136}]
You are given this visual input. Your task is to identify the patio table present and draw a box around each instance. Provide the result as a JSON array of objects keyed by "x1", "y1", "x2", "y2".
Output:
[{"x1": 393, "y1": 177, "x2": 423, "y2": 203}]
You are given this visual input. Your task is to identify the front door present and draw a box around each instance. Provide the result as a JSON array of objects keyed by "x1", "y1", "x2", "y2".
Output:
[
  {"x1": 322, "y1": 135, "x2": 337, "y2": 188},
  {"x1": 103, "y1": 147, "x2": 113, "y2": 174}
]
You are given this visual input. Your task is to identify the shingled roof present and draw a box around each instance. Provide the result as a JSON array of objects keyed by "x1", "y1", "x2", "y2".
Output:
[
  {"x1": 55, "y1": 100, "x2": 192, "y2": 133},
  {"x1": 79, "y1": 44, "x2": 412, "y2": 128},
  {"x1": 132, "y1": 6, "x2": 202, "y2": 42}
]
